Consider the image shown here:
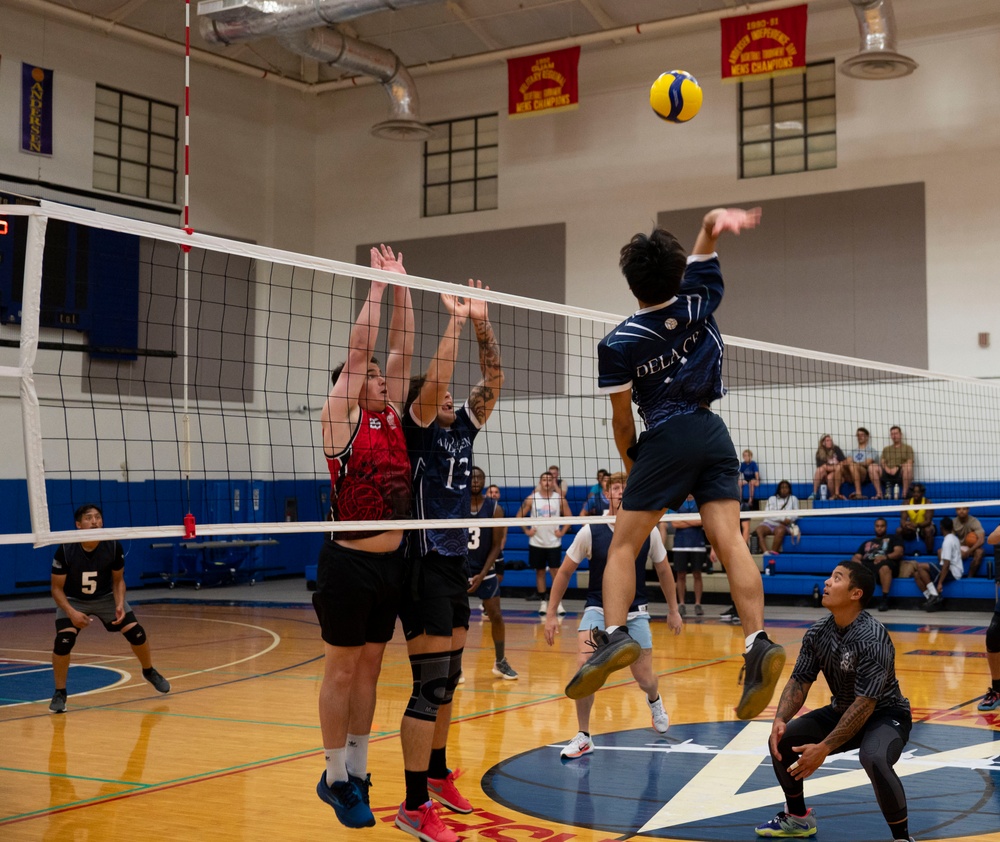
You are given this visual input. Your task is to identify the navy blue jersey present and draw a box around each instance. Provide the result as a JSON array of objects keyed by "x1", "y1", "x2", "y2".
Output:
[
  {"x1": 672, "y1": 497, "x2": 707, "y2": 549},
  {"x1": 52, "y1": 541, "x2": 124, "y2": 601},
  {"x1": 572, "y1": 523, "x2": 651, "y2": 613},
  {"x1": 467, "y1": 497, "x2": 501, "y2": 577},
  {"x1": 405, "y1": 404, "x2": 480, "y2": 557},
  {"x1": 597, "y1": 256, "x2": 726, "y2": 430}
]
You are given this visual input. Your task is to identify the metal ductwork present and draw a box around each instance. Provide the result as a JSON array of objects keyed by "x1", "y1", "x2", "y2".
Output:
[
  {"x1": 840, "y1": 0, "x2": 918, "y2": 80},
  {"x1": 198, "y1": 0, "x2": 437, "y2": 140}
]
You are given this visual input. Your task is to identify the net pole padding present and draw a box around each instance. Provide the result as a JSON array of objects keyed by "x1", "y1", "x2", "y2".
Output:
[{"x1": 19, "y1": 212, "x2": 52, "y2": 546}]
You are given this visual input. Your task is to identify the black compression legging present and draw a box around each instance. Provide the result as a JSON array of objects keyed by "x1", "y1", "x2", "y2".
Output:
[{"x1": 772, "y1": 705, "x2": 912, "y2": 826}]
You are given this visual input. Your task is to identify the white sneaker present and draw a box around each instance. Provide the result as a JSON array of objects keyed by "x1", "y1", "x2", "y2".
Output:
[
  {"x1": 557, "y1": 601, "x2": 566, "y2": 614},
  {"x1": 647, "y1": 694, "x2": 670, "y2": 734},
  {"x1": 560, "y1": 731, "x2": 594, "y2": 759},
  {"x1": 491, "y1": 658, "x2": 519, "y2": 680},
  {"x1": 538, "y1": 600, "x2": 547, "y2": 614}
]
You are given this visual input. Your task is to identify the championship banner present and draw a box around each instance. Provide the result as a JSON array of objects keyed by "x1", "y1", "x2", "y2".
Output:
[
  {"x1": 507, "y1": 46, "x2": 580, "y2": 118},
  {"x1": 721, "y1": 4, "x2": 807, "y2": 82},
  {"x1": 21, "y1": 63, "x2": 54, "y2": 155}
]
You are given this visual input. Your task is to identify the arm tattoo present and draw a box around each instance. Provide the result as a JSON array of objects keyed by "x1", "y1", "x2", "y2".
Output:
[
  {"x1": 474, "y1": 319, "x2": 502, "y2": 382},
  {"x1": 775, "y1": 678, "x2": 807, "y2": 723},
  {"x1": 468, "y1": 386, "x2": 495, "y2": 424},
  {"x1": 823, "y1": 697, "x2": 876, "y2": 751}
]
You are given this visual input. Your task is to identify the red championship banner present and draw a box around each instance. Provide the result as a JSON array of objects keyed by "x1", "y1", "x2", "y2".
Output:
[
  {"x1": 721, "y1": 4, "x2": 807, "y2": 82},
  {"x1": 507, "y1": 46, "x2": 580, "y2": 118}
]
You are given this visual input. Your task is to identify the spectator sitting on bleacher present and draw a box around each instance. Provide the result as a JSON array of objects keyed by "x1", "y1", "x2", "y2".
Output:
[
  {"x1": 811, "y1": 435, "x2": 847, "y2": 500},
  {"x1": 851, "y1": 517, "x2": 904, "y2": 612},
  {"x1": 738, "y1": 449, "x2": 760, "y2": 510},
  {"x1": 841, "y1": 426, "x2": 878, "y2": 499},
  {"x1": 897, "y1": 482, "x2": 936, "y2": 555},
  {"x1": 756, "y1": 480, "x2": 800, "y2": 554},
  {"x1": 953, "y1": 507, "x2": 987, "y2": 577},
  {"x1": 912, "y1": 515, "x2": 961, "y2": 611},
  {"x1": 871, "y1": 425, "x2": 913, "y2": 499}
]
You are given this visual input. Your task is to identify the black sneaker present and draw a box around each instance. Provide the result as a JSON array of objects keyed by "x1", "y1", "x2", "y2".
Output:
[
  {"x1": 143, "y1": 668, "x2": 171, "y2": 694},
  {"x1": 925, "y1": 594, "x2": 944, "y2": 612},
  {"x1": 736, "y1": 633, "x2": 786, "y2": 720},
  {"x1": 49, "y1": 689, "x2": 67, "y2": 714},
  {"x1": 878, "y1": 596, "x2": 891, "y2": 612},
  {"x1": 720, "y1": 605, "x2": 739, "y2": 624},
  {"x1": 565, "y1": 628, "x2": 641, "y2": 700}
]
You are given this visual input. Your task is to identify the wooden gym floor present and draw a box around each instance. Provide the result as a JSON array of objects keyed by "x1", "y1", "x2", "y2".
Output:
[{"x1": 1, "y1": 582, "x2": 998, "y2": 842}]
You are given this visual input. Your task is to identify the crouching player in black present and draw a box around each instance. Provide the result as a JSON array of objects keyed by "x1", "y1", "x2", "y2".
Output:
[{"x1": 49, "y1": 503, "x2": 170, "y2": 713}]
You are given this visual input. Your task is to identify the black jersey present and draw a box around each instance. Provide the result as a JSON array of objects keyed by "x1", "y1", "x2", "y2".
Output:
[
  {"x1": 467, "y1": 497, "x2": 501, "y2": 578},
  {"x1": 792, "y1": 610, "x2": 909, "y2": 714},
  {"x1": 51, "y1": 541, "x2": 125, "y2": 601}
]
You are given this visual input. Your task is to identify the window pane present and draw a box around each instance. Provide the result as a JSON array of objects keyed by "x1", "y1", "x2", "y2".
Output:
[
  {"x1": 425, "y1": 153, "x2": 449, "y2": 185},
  {"x1": 476, "y1": 177, "x2": 498, "y2": 210},
  {"x1": 477, "y1": 117, "x2": 498, "y2": 147},
  {"x1": 741, "y1": 87, "x2": 772, "y2": 109},
  {"x1": 774, "y1": 103, "x2": 804, "y2": 136},
  {"x1": 121, "y1": 127, "x2": 148, "y2": 164},
  {"x1": 809, "y1": 149, "x2": 837, "y2": 170},
  {"x1": 92, "y1": 170, "x2": 118, "y2": 192},
  {"x1": 96, "y1": 87, "x2": 119, "y2": 108},
  {"x1": 149, "y1": 182, "x2": 174, "y2": 203},
  {"x1": 742, "y1": 156, "x2": 772, "y2": 178},
  {"x1": 93, "y1": 136, "x2": 119, "y2": 158},
  {"x1": 773, "y1": 73, "x2": 804, "y2": 103},
  {"x1": 451, "y1": 120, "x2": 476, "y2": 150},
  {"x1": 477, "y1": 148, "x2": 498, "y2": 177},
  {"x1": 774, "y1": 138, "x2": 805, "y2": 173},
  {"x1": 122, "y1": 95, "x2": 149, "y2": 129},
  {"x1": 450, "y1": 181, "x2": 475, "y2": 213},
  {"x1": 808, "y1": 61, "x2": 835, "y2": 82},
  {"x1": 742, "y1": 142, "x2": 772, "y2": 163},
  {"x1": 451, "y1": 149, "x2": 475, "y2": 181},
  {"x1": 93, "y1": 155, "x2": 118, "y2": 177},
  {"x1": 742, "y1": 108, "x2": 772, "y2": 142},
  {"x1": 425, "y1": 184, "x2": 449, "y2": 217}
]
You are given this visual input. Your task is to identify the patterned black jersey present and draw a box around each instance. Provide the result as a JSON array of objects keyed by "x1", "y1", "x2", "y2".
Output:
[
  {"x1": 404, "y1": 403, "x2": 481, "y2": 558},
  {"x1": 51, "y1": 541, "x2": 124, "y2": 601},
  {"x1": 792, "y1": 610, "x2": 909, "y2": 714}
]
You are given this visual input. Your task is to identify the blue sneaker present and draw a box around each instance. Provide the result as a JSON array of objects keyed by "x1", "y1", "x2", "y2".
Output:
[
  {"x1": 755, "y1": 808, "x2": 817, "y2": 837},
  {"x1": 349, "y1": 772, "x2": 372, "y2": 806},
  {"x1": 316, "y1": 773, "x2": 375, "y2": 828},
  {"x1": 978, "y1": 688, "x2": 1000, "y2": 711}
]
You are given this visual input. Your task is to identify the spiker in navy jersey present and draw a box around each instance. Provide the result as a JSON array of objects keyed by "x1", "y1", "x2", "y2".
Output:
[
  {"x1": 467, "y1": 497, "x2": 500, "y2": 578},
  {"x1": 326, "y1": 405, "x2": 412, "y2": 540},
  {"x1": 405, "y1": 403, "x2": 481, "y2": 558},
  {"x1": 52, "y1": 541, "x2": 125, "y2": 601},
  {"x1": 597, "y1": 255, "x2": 726, "y2": 429}
]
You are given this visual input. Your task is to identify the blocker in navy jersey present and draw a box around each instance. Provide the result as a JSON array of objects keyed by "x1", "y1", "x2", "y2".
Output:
[
  {"x1": 597, "y1": 255, "x2": 725, "y2": 430},
  {"x1": 793, "y1": 610, "x2": 909, "y2": 714},
  {"x1": 581, "y1": 523, "x2": 651, "y2": 614},
  {"x1": 52, "y1": 542, "x2": 124, "y2": 601},
  {"x1": 405, "y1": 402, "x2": 481, "y2": 558},
  {"x1": 467, "y1": 496, "x2": 500, "y2": 578}
]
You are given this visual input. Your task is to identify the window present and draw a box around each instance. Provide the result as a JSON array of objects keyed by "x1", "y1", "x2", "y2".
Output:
[
  {"x1": 423, "y1": 114, "x2": 498, "y2": 217},
  {"x1": 93, "y1": 85, "x2": 179, "y2": 204},
  {"x1": 738, "y1": 60, "x2": 836, "y2": 179}
]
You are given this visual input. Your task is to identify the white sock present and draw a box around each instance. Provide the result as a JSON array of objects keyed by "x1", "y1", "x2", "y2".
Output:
[
  {"x1": 345, "y1": 733, "x2": 369, "y2": 779},
  {"x1": 324, "y1": 746, "x2": 348, "y2": 786},
  {"x1": 606, "y1": 625, "x2": 621, "y2": 635},
  {"x1": 925, "y1": 582, "x2": 939, "y2": 597},
  {"x1": 745, "y1": 630, "x2": 766, "y2": 652}
]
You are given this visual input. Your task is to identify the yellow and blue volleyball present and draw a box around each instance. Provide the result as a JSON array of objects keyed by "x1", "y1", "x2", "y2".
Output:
[{"x1": 649, "y1": 70, "x2": 703, "y2": 123}]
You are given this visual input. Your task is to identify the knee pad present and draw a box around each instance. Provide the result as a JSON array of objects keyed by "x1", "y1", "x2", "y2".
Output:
[
  {"x1": 441, "y1": 648, "x2": 464, "y2": 706},
  {"x1": 122, "y1": 620, "x2": 147, "y2": 646},
  {"x1": 53, "y1": 624, "x2": 78, "y2": 656},
  {"x1": 404, "y1": 651, "x2": 451, "y2": 722},
  {"x1": 987, "y1": 612, "x2": 1000, "y2": 654}
]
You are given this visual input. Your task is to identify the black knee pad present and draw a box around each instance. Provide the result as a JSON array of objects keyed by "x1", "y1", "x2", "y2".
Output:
[
  {"x1": 987, "y1": 612, "x2": 1000, "y2": 654},
  {"x1": 122, "y1": 621, "x2": 147, "y2": 646},
  {"x1": 404, "y1": 651, "x2": 451, "y2": 722},
  {"x1": 441, "y1": 648, "x2": 464, "y2": 706},
  {"x1": 53, "y1": 623, "x2": 78, "y2": 656}
]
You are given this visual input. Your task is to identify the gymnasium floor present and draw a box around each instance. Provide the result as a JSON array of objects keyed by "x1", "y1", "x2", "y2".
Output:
[{"x1": 1, "y1": 580, "x2": 998, "y2": 842}]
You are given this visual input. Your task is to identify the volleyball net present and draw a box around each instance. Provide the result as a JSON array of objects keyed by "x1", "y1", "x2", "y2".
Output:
[{"x1": 2, "y1": 199, "x2": 999, "y2": 548}]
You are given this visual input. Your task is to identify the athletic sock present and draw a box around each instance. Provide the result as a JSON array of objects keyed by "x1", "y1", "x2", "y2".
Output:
[
  {"x1": 324, "y1": 746, "x2": 348, "y2": 786},
  {"x1": 786, "y1": 793, "x2": 807, "y2": 816},
  {"x1": 606, "y1": 625, "x2": 620, "y2": 635},
  {"x1": 889, "y1": 818, "x2": 909, "y2": 840},
  {"x1": 428, "y1": 747, "x2": 449, "y2": 779},
  {"x1": 925, "y1": 582, "x2": 939, "y2": 597},
  {"x1": 992, "y1": 678, "x2": 1000, "y2": 693},
  {"x1": 745, "y1": 630, "x2": 766, "y2": 652},
  {"x1": 404, "y1": 769, "x2": 429, "y2": 811},
  {"x1": 345, "y1": 733, "x2": 369, "y2": 779},
  {"x1": 494, "y1": 640, "x2": 505, "y2": 662}
]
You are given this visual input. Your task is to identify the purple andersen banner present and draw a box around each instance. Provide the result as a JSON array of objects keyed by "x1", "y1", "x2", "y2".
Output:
[{"x1": 21, "y1": 63, "x2": 53, "y2": 156}]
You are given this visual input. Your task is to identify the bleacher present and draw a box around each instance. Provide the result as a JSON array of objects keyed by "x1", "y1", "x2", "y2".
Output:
[{"x1": 754, "y1": 481, "x2": 999, "y2": 606}]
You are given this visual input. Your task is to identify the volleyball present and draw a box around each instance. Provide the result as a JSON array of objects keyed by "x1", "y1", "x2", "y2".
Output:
[
  {"x1": 964, "y1": 532, "x2": 978, "y2": 547},
  {"x1": 649, "y1": 70, "x2": 703, "y2": 123}
]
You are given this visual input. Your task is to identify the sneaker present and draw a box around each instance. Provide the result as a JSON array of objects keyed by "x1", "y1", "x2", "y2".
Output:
[
  {"x1": 694, "y1": 604, "x2": 704, "y2": 616},
  {"x1": 395, "y1": 800, "x2": 458, "y2": 842},
  {"x1": 526, "y1": 591, "x2": 544, "y2": 601},
  {"x1": 647, "y1": 695, "x2": 670, "y2": 734},
  {"x1": 978, "y1": 687, "x2": 1000, "y2": 711},
  {"x1": 316, "y1": 774, "x2": 375, "y2": 828},
  {"x1": 754, "y1": 808, "x2": 817, "y2": 837},
  {"x1": 565, "y1": 627, "x2": 641, "y2": 700},
  {"x1": 349, "y1": 772, "x2": 372, "y2": 807},
  {"x1": 492, "y1": 658, "x2": 519, "y2": 680},
  {"x1": 560, "y1": 731, "x2": 594, "y2": 759},
  {"x1": 679, "y1": 604, "x2": 687, "y2": 617},
  {"x1": 457, "y1": 671, "x2": 465, "y2": 685},
  {"x1": 719, "y1": 605, "x2": 737, "y2": 622},
  {"x1": 557, "y1": 601, "x2": 566, "y2": 614},
  {"x1": 49, "y1": 689, "x2": 67, "y2": 714},
  {"x1": 878, "y1": 596, "x2": 891, "y2": 612},
  {"x1": 736, "y1": 634, "x2": 786, "y2": 720},
  {"x1": 427, "y1": 769, "x2": 472, "y2": 814},
  {"x1": 538, "y1": 600, "x2": 548, "y2": 615},
  {"x1": 924, "y1": 594, "x2": 944, "y2": 612},
  {"x1": 143, "y1": 668, "x2": 171, "y2": 694}
]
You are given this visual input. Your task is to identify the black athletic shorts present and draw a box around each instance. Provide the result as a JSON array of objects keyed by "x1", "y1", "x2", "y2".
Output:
[
  {"x1": 529, "y1": 545, "x2": 562, "y2": 570},
  {"x1": 622, "y1": 408, "x2": 739, "y2": 514},
  {"x1": 312, "y1": 540, "x2": 406, "y2": 647},
  {"x1": 400, "y1": 551, "x2": 471, "y2": 641},
  {"x1": 672, "y1": 548, "x2": 707, "y2": 574}
]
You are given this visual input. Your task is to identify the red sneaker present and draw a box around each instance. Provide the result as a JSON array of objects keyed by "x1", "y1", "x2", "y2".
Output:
[
  {"x1": 427, "y1": 768, "x2": 473, "y2": 814},
  {"x1": 394, "y1": 800, "x2": 459, "y2": 842}
]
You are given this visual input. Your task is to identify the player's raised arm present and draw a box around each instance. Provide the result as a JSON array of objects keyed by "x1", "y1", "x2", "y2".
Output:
[
  {"x1": 376, "y1": 246, "x2": 414, "y2": 413},
  {"x1": 410, "y1": 287, "x2": 470, "y2": 427},
  {"x1": 691, "y1": 207, "x2": 762, "y2": 256},
  {"x1": 467, "y1": 279, "x2": 504, "y2": 425}
]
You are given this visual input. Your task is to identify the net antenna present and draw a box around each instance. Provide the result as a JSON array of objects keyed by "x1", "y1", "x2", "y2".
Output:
[{"x1": 182, "y1": 0, "x2": 195, "y2": 538}]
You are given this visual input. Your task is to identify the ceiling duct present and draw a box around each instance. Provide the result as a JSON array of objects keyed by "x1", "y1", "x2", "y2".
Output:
[
  {"x1": 840, "y1": 0, "x2": 918, "y2": 80},
  {"x1": 198, "y1": 0, "x2": 436, "y2": 139}
]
